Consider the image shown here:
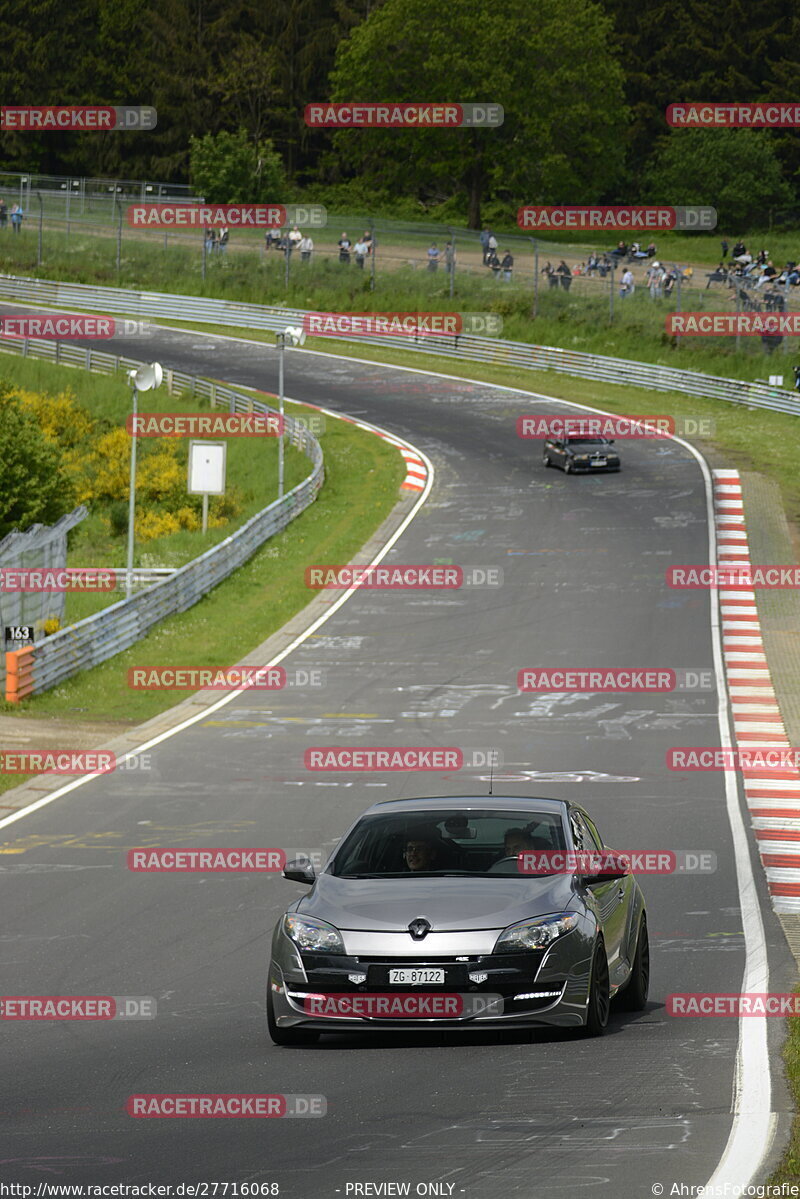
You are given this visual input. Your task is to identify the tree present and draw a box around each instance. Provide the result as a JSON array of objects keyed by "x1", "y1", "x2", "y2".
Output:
[
  {"x1": 189, "y1": 128, "x2": 287, "y2": 202},
  {"x1": 0, "y1": 386, "x2": 76, "y2": 539},
  {"x1": 641, "y1": 129, "x2": 793, "y2": 230},
  {"x1": 326, "y1": 0, "x2": 629, "y2": 226}
]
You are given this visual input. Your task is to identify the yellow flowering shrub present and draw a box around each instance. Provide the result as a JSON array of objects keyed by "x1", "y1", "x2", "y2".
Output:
[
  {"x1": 137, "y1": 443, "x2": 184, "y2": 502},
  {"x1": 136, "y1": 509, "x2": 181, "y2": 541},
  {"x1": 81, "y1": 427, "x2": 131, "y2": 504}
]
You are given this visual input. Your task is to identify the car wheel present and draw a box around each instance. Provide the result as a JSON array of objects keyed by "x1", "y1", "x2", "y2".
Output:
[
  {"x1": 563, "y1": 459, "x2": 572, "y2": 474},
  {"x1": 581, "y1": 939, "x2": 610, "y2": 1036},
  {"x1": 267, "y1": 986, "x2": 320, "y2": 1046},
  {"x1": 616, "y1": 916, "x2": 649, "y2": 1011},
  {"x1": 542, "y1": 453, "x2": 551, "y2": 467}
]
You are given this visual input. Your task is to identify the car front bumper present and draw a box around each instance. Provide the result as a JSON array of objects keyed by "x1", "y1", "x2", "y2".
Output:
[{"x1": 268, "y1": 930, "x2": 594, "y2": 1031}]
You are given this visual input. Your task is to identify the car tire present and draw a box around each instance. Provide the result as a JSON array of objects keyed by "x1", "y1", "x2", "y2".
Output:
[
  {"x1": 543, "y1": 453, "x2": 551, "y2": 467},
  {"x1": 616, "y1": 916, "x2": 649, "y2": 1011},
  {"x1": 267, "y1": 986, "x2": 320, "y2": 1047},
  {"x1": 581, "y1": 939, "x2": 610, "y2": 1036},
  {"x1": 563, "y1": 459, "x2": 572, "y2": 474}
]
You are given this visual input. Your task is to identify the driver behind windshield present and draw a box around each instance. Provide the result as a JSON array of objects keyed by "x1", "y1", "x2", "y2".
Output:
[{"x1": 403, "y1": 827, "x2": 443, "y2": 872}]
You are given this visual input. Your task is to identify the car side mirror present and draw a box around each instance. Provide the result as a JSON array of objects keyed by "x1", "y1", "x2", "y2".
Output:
[
  {"x1": 608, "y1": 439, "x2": 615, "y2": 444},
  {"x1": 283, "y1": 858, "x2": 316, "y2": 885},
  {"x1": 581, "y1": 851, "x2": 630, "y2": 883}
]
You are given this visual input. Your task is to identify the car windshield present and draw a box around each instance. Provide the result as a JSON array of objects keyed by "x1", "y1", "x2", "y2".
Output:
[
  {"x1": 567, "y1": 437, "x2": 608, "y2": 446},
  {"x1": 331, "y1": 809, "x2": 567, "y2": 878}
]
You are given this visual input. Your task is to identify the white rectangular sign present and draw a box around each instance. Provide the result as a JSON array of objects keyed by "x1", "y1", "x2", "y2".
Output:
[{"x1": 188, "y1": 440, "x2": 226, "y2": 495}]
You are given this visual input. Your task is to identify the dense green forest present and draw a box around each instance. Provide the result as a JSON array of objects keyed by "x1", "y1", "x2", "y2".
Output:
[{"x1": 1, "y1": 0, "x2": 797, "y2": 227}]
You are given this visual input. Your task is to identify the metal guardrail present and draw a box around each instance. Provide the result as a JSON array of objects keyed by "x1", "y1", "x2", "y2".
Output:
[
  {"x1": 0, "y1": 336, "x2": 324, "y2": 697},
  {"x1": 0, "y1": 273, "x2": 798, "y2": 418}
]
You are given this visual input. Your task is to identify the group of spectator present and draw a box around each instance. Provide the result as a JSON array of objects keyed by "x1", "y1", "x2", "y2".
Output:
[
  {"x1": 337, "y1": 231, "x2": 373, "y2": 267},
  {"x1": 203, "y1": 226, "x2": 229, "y2": 254},
  {"x1": 0, "y1": 200, "x2": 24, "y2": 232},
  {"x1": 714, "y1": 239, "x2": 800, "y2": 292},
  {"x1": 264, "y1": 225, "x2": 315, "y2": 261},
  {"x1": 478, "y1": 228, "x2": 513, "y2": 280},
  {"x1": 609, "y1": 240, "x2": 657, "y2": 262}
]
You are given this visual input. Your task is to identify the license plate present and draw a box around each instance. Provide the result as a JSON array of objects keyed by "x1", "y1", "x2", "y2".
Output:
[
  {"x1": 388, "y1": 968, "x2": 445, "y2": 985},
  {"x1": 592, "y1": 458, "x2": 607, "y2": 466}
]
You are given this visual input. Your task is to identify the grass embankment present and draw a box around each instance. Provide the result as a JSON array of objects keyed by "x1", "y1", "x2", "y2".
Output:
[
  {"x1": 0, "y1": 353, "x2": 405, "y2": 746},
  {"x1": 2, "y1": 223, "x2": 800, "y2": 379}
]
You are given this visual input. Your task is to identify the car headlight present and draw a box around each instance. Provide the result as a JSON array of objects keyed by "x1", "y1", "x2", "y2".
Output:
[
  {"x1": 494, "y1": 912, "x2": 578, "y2": 952},
  {"x1": 574, "y1": 454, "x2": 589, "y2": 461},
  {"x1": 283, "y1": 913, "x2": 345, "y2": 954}
]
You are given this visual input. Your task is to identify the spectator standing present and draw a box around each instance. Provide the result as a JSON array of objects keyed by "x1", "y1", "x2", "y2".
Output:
[
  {"x1": 0, "y1": 200, "x2": 7, "y2": 229},
  {"x1": 218, "y1": 226, "x2": 229, "y2": 255},
  {"x1": 501, "y1": 250, "x2": 513, "y2": 281},
  {"x1": 794, "y1": 365, "x2": 800, "y2": 393},
  {"x1": 620, "y1": 266, "x2": 634, "y2": 296},
  {"x1": 721, "y1": 238, "x2": 729, "y2": 259},
  {"x1": 444, "y1": 240, "x2": 455, "y2": 275},
  {"x1": 10, "y1": 204, "x2": 23, "y2": 234},
  {"x1": 362, "y1": 230, "x2": 373, "y2": 255},
  {"x1": 487, "y1": 231, "x2": 498, "y2": 260},
  {"x1": 204, "y1": 226, "x2": 215, "y2": 253},
  {"x1": 487, "y1": 247, "x2": 500, "y2": 278},
  {"x1": 354, "y1": 236, "x2": 369, "y2": 268},
  {"x1": 427, "y1": 242, "x2": 440, "y2": 272},
  {"x1": 338, "y1": 232, "x2": 351, "y2": 264},
  {"x1": 480, "y1": 227, "x2": 490, "y2": 263},
  {"x1": 299, "y1": 234, "x2": 314, "y2": 263},
  {"x1": 288, "y1": 224, "x2": 302, "y2": 254},
  {"x1": 265, "y1": 228, "x2": 280, "y2": 252},
  {"x1": 646, "y1": 260, "x2": 665, "y2": 299}
]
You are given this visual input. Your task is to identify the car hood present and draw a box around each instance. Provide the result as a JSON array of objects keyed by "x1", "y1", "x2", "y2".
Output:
[{"x1": 297, "y1": 873, "x2": 576, "y2": 932}]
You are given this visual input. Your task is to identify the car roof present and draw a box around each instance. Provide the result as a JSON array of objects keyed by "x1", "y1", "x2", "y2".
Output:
[{"x1": 364, "y1": 795, "x2": 570, "y2": 817}]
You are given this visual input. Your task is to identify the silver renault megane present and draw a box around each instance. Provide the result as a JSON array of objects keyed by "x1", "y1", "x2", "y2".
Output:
[{"x1": 267, "y1": 795, "x2": 649, "y2": 1044}]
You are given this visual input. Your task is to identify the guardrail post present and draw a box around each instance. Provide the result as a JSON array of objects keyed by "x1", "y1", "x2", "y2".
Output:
[{"x1": 5, "y1": 646, "x2": 35, "y2": 703}]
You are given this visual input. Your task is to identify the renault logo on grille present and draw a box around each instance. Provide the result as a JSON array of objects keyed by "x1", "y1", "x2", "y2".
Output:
[{"x1": 408, "y1": 918, "x2": 431, "y2": 940}]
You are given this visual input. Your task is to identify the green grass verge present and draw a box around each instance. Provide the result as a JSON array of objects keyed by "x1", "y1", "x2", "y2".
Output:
[
  {"x1": 3, "y1": 224, "x2": 799, "y2": 380},
  {"x1": 0, "y1": 356, "x2": 405, "y2": 798},
  {"x1": 0, "y1": 350, "x2": 311, "y2": 625}
]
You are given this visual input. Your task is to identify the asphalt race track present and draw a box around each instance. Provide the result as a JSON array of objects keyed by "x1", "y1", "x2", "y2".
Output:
[{"x1": 1, "y1": 320, "x2": 795, "y2": 1197}]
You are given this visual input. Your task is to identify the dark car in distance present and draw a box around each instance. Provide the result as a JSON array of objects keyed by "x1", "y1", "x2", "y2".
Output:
[
  {"x1": 267, "y1": 795, "x2": 648, "y2": 1045},
  {"x1": 543, "y1": 435, "x2": 621, "y2": 473}
]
